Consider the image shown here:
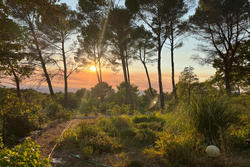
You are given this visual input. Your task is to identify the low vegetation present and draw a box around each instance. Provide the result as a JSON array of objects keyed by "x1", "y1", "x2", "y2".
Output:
[{"x1": 56, "y1": 93, "x2": 250, "y2": 167}]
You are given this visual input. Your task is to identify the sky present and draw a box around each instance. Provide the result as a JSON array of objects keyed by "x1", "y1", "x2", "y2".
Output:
[{"x1": 19, "y1": 0, "x2": 216, "y2": 93}]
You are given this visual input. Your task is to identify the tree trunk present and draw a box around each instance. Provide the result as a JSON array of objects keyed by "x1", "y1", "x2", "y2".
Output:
[
  {"x1": 98, "y1": 58, "x2": 103, "y2": 83},
  {"x1": 29, "y1": 22, "x2": 54, "y2": 96},
  {"x1": 120, "y1": 48, "x2": 132, "y2": 107},
  {"x1": 224, "y1": 67, "x2": 231, "y2": 95},
  {"x1": 13, "y1": 71, "x2": 21, "y2": 101},
  {"x1": 170, "y1": 26, "x2": 177, "y2": 99},
  {"x1": 94, "y1": 47, "x2": 101, "y2": 83},
  {"x1": 142, "y1": 62, "x2": 153, "y2": 96},
  {"x1": 9, "y1": 61, "x2": 22, "y2": 101},
  {"x1": 95, "y1": 61, "x2": 101, "y2": 83},
  {"x1": 125, "y1": 49, "x2": 130, "y2": 84},
  {"x1": 62, "y1": 36, "x2": 68, "y2": 108},
  {"x1": 158, "y1": 45, "x2": 164, "y2": 109}
]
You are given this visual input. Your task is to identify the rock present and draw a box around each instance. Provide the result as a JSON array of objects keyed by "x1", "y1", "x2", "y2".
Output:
[
  {"x1": 51, "y1": 158, "x2": 66, "y2": 164},
  {"x1": 205, "y1": 145, "x2": 220, "y2": 157}
]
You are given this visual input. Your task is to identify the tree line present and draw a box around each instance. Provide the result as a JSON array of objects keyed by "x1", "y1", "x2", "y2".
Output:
[{"x1": 0, "y1": 0, "x2": 249, "y2": 109}]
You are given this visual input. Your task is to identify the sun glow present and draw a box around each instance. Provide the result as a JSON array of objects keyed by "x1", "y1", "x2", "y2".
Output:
[{"x1": 90, "y1": 66, "x2": 96, "y2": 72}]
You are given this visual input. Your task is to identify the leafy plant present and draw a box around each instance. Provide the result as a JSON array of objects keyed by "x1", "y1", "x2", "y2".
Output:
[{"x1": 0, "y1": 138, "x2": 49, "y2": 167}]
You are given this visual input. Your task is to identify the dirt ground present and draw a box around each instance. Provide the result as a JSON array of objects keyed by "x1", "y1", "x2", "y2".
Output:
[{"x1": 35, "y1": 119, "x2": 83, "y2": 158}]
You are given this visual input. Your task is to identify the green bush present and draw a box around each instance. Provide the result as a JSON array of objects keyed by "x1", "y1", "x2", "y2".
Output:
[
  {"x1": 0, "y1": 138, "x2": 49, "y2": 167},
  {"x1": 224, "y1": 95, "x2": 250, "y2": 149},
  {"x1": 134, "y1": 128, "x2": 157, "y2": 146},
  {"x1": 59, "y1": 129, "x2": 78, "y2": 148},
  {"x1": 107, "y1": 104, "x2": 130, "y2": 115},
  {"x1": 56, "y1": 93, "x2": 80, "y2": 110},
  {"x1": 45, "y1": 101, "x2": 70, "y2": 121},
  {"x1": 79, "y1": 98, "x2": 98, "y2": 115},
  {"x1": 189, "y1": 96, "x2": 240, "y2": 145},
  {"x1": 136, "y1": 122, "x2": 163, "y2": 131},
  {"x1": 144, "y1": 131, "x2": 201, "y2": 167},
  {"x1": 87, "y1": 134, "x2": 121, "y2": 153},
  {"x1": 69, "y1": 122, "x2": 122, "y2": 155},
  {"x1": 45, "y1": 101, "x2": 63, "y2": 118},
  {"x1": 132, "y1": 114, "x2": 165, "y2": 125},
  {"x1": 97, "y1": 116, "x2": 136, "y2": 144},
  {"x1": 0, "y1": 91, "x2": 45, "y2": 146}
]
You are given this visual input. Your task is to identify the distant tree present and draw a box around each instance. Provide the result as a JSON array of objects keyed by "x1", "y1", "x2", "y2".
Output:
[
  {"x1": 132, "y1": 26, "x2": 157, "y2": 97},
  {"x1": 177, "y1": 66, "x2": 199, "y2": 104},
  {"x1": 190, "y1": 0, "x2": 249, "y2": 95},
  {"x1": 91, "y1": 82, "x2": 114, "y2": 101},
  {"x1": 126, "y1": 0, "x2": 172, "y2": 109},
  {"x1": 38, "y1": 3, "x2": 79, "y2": 108},
  {"x1": 5, "y1": 0, "x2": 57, "y2": 96},
  {"x1": 141, "y1": 88, "x2": 158, "y2": 110},
  {"x1": 113, "y1": 82, "x2": 140, "y2": 108},
  {"x1": 0, "y1": 10, "x2": 34, "y2": 100},
  {"x1": 75, "y1": 88, "x2": 90, "y2": 99}
]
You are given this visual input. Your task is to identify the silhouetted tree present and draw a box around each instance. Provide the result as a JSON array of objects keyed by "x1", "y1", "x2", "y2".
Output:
[
  {"x1": 132, "y1": 26, "x2": 157, "y2": 97},
  {"x1": 108, "y1": 7, "x2": 133, "y2": 107},
  {"x1": 0, "y1": 8, "x2": 34, "y2": 100},
  {"x1": 164, "y1": 0, "x2": 190, "y2": 99},
  {"x1": 5, "y1": 0, "x2": 57, "y2": 96},
  {"x1": 39, "y1": 3, "x2": 79, "y2": 108},
  {"x1": 190, "y1": 0, "x2": 249, "y2": 95},
  {"x1": 126, "y1": 0, "x2": 172, "y2": 109}
]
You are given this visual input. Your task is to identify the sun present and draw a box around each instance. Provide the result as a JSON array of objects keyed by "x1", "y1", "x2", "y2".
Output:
[{"x1": 90, "y1": 65, "x2": 96, "y2": 72}]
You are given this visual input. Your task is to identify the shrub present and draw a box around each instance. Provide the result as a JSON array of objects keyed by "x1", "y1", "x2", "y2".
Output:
[
  {"x1": 142, "y1": 106, "x2": 204, "y2": 167},
  {"x1": 226, "y1": 126, "x2": 250, "y2": 149},
  {"x1": 143, "y1": 131, "x2": 202, "y2": 167},
  {"x1": 0, "y1": 138, "x2": 49, "y2": 167},
  {"x1": 56, "y1": 93, "x2": 80, "y2": 110},
  {"x1": 77, "y1": 122, "x2": 122, "y2": 155},
  {"x1": 97, "y1": 116, "x2": 136, "y2": 145},
  {"x1": 132, "y1": 114, "x2": 165, "y2": 125},
  {"x1": 136, "y1": 122, "x2": 163, "y2": 131},
  {"x1": 132, "y1": 113, "x2": 166, "y2": 132},
  {"x1": 79, "y1": 98, "x2": 98, "y2": 115},
  {"x1": 134, "y1": 128, "x2": 157, "y2": 146},
  {"x1": 45, "y1": 102, "x2": 64, "y2": 119},
  {"x1": 55, "y1": 109, "x2": 71, "y2": 121},
  {"x1": 226, "y1": 95, "x2": 250, "y2": 148},
  {"x1": 97, "y1": 117, "x2": 117, "y2": 135},
  {"x1": 78, "y1": 122, "x2": 100, "y2": 138},
  {"x1": 189, "y1": 96, "x2": 240, "y2": 145},
  {"x1": 108, "y1": 104, "x2": 130, "y2": 115},
  {"x1": 87, "y1": 134, "x2": 121, "y2": 153},
  {"x1": 106, "y1": 152, "x2": 129, "y2": 167},
  {"x1": 0, "y1": 91, "x2": 44, "y2": 146}
]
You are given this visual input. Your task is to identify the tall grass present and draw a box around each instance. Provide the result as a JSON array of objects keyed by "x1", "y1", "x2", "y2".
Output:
[{"x1": 189, "y1": 95, "x2": 240, "y2": 145}]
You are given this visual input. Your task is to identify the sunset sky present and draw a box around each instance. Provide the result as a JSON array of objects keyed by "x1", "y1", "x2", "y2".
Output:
[{"x1": 11, "y1": 0, "x2": 216, "y2": 93}]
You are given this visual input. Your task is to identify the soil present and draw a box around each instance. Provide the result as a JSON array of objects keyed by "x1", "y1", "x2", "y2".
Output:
[{"x1": 35, "y1": 119, "x2": 82, "y2": 158}]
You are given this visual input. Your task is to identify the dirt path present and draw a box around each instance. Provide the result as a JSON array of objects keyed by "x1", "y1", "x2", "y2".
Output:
[{"x1": 35, "y1": 119, "x2": 82, "y2": 158}]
